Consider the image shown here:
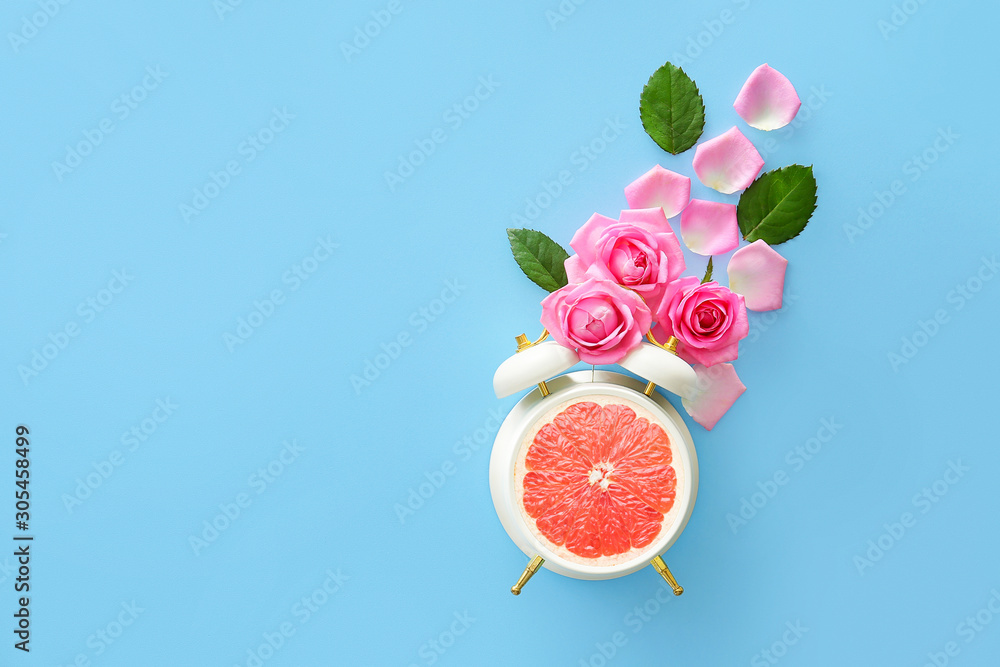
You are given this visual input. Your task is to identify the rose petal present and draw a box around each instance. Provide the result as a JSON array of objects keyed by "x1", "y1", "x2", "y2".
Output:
[
  {"x1": 624, "y1": 165, "x2": 691, "y2": 219},
  {"x1": 681, "y1": 363, "x2": 746, "y2": 430},
  {"x1": 617, "y1": 207, "x2": 670, "y2": 231},
  {"x1": 677, "y1": 339, "x2": 741, "y2": 367},
  {"x1": 734, "y1": 64, "x2": 801, "y2": 131},
  {"x1": 564, "y1": 254, "x2": 589, "y2": 283},
  {"x1": 727, "y1": 240, "x2": 788, "y2": 311},
  {"x1": 569, "y1": 213, "x2": 619, "y2": 266},
  {"x1": 692, "y1": 127, "x2": 764, "y2": 195},
  {"x1": 680, "y1": 199, "x2": 740, "y2": 256}
]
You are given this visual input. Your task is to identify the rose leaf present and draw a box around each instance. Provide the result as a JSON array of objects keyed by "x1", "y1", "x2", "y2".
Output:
[
  {"x1": 507, "y1": 228, "x2": 570, "y2": 293},
  {"x1": 639, "y1": 62, "x2": 706, "y2": 155},
  {"x1": 737, "y1": 165, "x2": 818, "y2": 245}
]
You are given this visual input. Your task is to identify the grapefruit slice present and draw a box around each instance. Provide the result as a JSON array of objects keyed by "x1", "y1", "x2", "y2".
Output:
[{"x1": 520, "y1": 401, "x2": 677, "y2": 560}]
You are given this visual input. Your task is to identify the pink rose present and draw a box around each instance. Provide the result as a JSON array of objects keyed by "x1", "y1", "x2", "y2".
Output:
[
  {"x1": 653, "y1": 276, "x2": 748, "y2": 367},
  {"x1": 565, "y1": 209, "x2": 685, "y2": 312},
  {"x1": 541, "y1": 278, "x2": 652, "y2": 365}
]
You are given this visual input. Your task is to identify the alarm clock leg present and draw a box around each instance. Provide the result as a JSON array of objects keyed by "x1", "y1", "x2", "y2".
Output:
[
  {"x1": 510, "y1": 555, "x2": 545, "y2": 596},
  {"x1": 650, "y1": 556, "x2": 683, "y2": 595}
]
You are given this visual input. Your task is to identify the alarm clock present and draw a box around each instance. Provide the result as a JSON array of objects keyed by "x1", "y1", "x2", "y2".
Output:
[{"x1": 490, "y1": 330, "x2": 699, "y2": 595}]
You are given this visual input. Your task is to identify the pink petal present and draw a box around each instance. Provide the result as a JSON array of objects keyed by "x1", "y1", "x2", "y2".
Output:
[
  {"x1": 681, "y1": 363, "x2": 746, "y2": 431},
  {"x1": 624, "y1": 165, "x2": 691, "y2": 219},
  {"x1": 727, "y1": 240, "x2": 788, "y2": 311},
  {"x1": 680, "y1": 199, "x2": 740, "y2": 256},
  {"x1": 734, "y1": 64, "x2": 801, "y2": 131},
  {"x1": 692, "y1": 127, "x2": 764, "y2": 195},
  {"x1": 677, "y1": 339, "x2": 741, "y2": 367},
  {"x1": 564, "y1": 254, "x2": 589, "y2": 283},
  {"x1": 569, "y1": 213, "x2": 619, "y2": 266},
  {"x1": 618, "y1": 206, "x2": 674, "y2": 232}
]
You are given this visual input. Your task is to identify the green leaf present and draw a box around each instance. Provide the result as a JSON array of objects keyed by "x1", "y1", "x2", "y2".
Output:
[
  {"x1": 701, "y1": 257, "x2": 713, "y2": 284},
  {"x1": 639, "y1": 62, "x2": 706, "y2": 155},
  {"x1": 506, "y1": 228, "x2": 570, "y2": 293},
  {"x1": 737, "y1": 165, "x2": 818, "y2": 245}
]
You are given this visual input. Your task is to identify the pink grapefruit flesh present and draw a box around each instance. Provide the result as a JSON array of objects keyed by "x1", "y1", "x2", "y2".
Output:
[{"x1": 520, "y1": 402, "x2": 676, "y2": 559}]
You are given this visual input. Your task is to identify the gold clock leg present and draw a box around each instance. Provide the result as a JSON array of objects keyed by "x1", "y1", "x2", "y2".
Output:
[
  {"x1": 643, "y1": 381, "x2": 656, "y2": 396},
  {"x1": 511, "y1": 556, "x2": 545, "y2": 596},
  {"x1": 537, "y1": 381, "x2": 550, "y2": 397},
  {"x1": 650, "y1": 556, "x2": 683, "y2": 596}
]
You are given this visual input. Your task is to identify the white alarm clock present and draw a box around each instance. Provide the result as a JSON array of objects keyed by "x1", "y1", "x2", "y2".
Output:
[{"x1": 490, "y1": 331, "x2": 698, "y2": 595}]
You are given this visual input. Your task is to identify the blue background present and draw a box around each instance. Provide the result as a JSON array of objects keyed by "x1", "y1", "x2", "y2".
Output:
[{"x1": 2, "y1": 0, "x2": 999, "y2": 665}]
